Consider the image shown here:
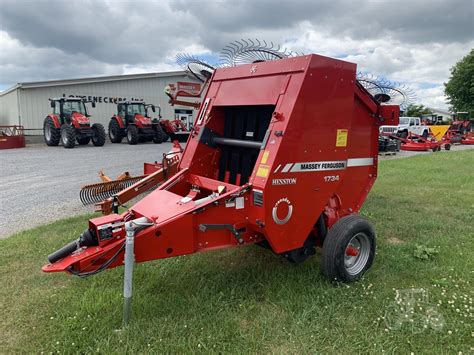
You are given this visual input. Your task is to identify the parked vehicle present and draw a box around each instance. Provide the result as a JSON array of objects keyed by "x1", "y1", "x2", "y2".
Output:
[
  {"x1": 379, "y1": 116, "x2": 429, "y2": 139},
  {"x1": 108, "y1": 101, "x2": 167, "y2": 145},
  {"x1": 43, "y1": 98, "x2": 105, "y2": 149}
]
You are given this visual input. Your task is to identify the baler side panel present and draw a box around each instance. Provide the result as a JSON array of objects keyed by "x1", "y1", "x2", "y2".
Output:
[{"x1": 262, "y1": 55, "x2": 358, "y2": 253}]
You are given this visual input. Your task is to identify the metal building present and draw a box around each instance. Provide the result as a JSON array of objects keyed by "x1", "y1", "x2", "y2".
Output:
[{"x1": 0, "y1": 71, "x2": 202, "y2": 136}]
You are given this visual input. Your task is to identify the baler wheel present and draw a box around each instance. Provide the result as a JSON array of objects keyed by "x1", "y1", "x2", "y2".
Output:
[
  {"x1": 127, "y1": 125, "x2": 139, "y2": 145},
  {"x1": 92, "y1": 123, "x2": 106, "y2": 146},
  {"x1": 77, "y1": 137, "x2": 90, "y2": 145},
  {"x1": 108, "y1": 119, "x2": 123, "y2": 143},
  {"x1": 43, "y1": 117, "x2": 60, "y2": 146},
  {"x1": 322, "y1": 214, "x2": 375, "y2": 283},
  {"x1": 60, "y1": 124, "x2": 76, "y2": 149}
]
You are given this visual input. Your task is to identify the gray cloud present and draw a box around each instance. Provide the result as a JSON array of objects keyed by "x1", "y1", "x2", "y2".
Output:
[{"x1": 0, "y1": 0, "x2": 473, "y2": 108}]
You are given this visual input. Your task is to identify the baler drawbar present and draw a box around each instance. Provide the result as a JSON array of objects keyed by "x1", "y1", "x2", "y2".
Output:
[{"x1": 44, "y1": 54, "x2": 399, "y2": 293}]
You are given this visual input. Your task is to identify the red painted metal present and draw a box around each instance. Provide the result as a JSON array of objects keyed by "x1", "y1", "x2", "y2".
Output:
[
  {"x1": 43, "y1": 54, "x2": 399, "y2": 275},
  {"x1": 113, "y1": 115, "x2": 126, "y2": 128},
  {"x1": 48, "y1": 114, "x2": 61, "y2": 128},
  {"x1": 0, "y1": 125, "x2": 25, "y2": 149}
]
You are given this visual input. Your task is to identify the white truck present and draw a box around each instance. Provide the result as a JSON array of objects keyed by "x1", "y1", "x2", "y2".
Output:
[{"x1": 379, "y1": 116, "x2": 430, "y2": 138}]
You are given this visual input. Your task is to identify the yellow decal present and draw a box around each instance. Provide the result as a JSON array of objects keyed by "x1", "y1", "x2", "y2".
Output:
[
  {"x1": 336, "y1": 129, "x2": 348, "y2": 147},
  {"x1": 261, "y1": 150, "x2": 270, "y2": 164},
  {"x1": 256, "y1": 165, "x2": 270, "y2": 178}
]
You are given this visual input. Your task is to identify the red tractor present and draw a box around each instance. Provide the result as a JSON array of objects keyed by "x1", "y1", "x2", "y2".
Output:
[
  {"x1": 108, "y1": 101, "x2": 167, "y2": 145},
  {"x1": 43, "y1": 98, "x2": 106, "y2": 149}
]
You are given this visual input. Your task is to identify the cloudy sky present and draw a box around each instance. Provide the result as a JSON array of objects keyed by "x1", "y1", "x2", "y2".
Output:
[{"x1": 0, "y1": 0, "x2": 473, "y2": 109}]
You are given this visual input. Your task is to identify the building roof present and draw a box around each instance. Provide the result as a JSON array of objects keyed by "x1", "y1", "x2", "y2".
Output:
[{"x1": 0, "y1": 70, "x2": 187, "y2": 96}]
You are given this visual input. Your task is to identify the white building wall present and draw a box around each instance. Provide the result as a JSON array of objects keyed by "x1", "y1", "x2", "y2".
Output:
[
  {"x1": 0, "y1": 89, "x2": 19, "y2": 126},
  {"x1": 13, "y1": 74, "x2": 200, "y2": 134}
]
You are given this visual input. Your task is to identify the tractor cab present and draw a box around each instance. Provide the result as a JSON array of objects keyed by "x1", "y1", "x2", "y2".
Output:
[{"x1": 50, "y1": 98, "x2": 94, "y2": 125}]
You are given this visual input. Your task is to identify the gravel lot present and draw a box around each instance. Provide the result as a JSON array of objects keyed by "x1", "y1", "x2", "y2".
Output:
[
  {"x1": 0, "y1": 142, "x2": 173, "y2": 239},
  {"x1": 0, "y1": 141, "x2": 472, "y2": 239}
]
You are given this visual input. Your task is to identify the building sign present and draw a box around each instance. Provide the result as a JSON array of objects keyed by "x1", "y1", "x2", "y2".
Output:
[
  {"x1": 63, "y1": 94, "x2": 144, "y2": 105},
  {"x1": 167, "y1": 82, "x2": 201, "y2": 97}
]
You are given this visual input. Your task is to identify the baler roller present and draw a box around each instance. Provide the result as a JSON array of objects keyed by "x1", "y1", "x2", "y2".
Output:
[{"x1": 79, "y1": 176, "x2": 147, "y2": 205}]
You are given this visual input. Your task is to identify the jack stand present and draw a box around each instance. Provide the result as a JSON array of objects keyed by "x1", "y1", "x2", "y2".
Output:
[{"x1": 122, "y1": 217, "x2": 153, "y2": 328}]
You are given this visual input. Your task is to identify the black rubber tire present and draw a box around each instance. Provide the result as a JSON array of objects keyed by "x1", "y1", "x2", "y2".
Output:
[
  {"x1": 43, "y1": 117, "x2": 60, "y2": 146},
  {"x1": 126, "y1": 125, "x2": 139, "y2": 145},
  {"x1": 159, "y1": 123, "x2": 170, "y2": 142},
  {"x1": 60, "y1": 124, "x2": 76, "y2": 149},
  {"x1": 77, "y1": 136, "x2": 90, "y2": 145},
  {"x1": 153, "y1": 124, "x2": 167, "y2": 143},
  {"x1": 91, "y1": 123, "x2": 106, "y2": 146},
  {"x1": 108, "y1": 119, "x2": 123, "y2": 143},
  {"x1": 445, "y1": 144, "x2": 451, "y2": 151},
  {"x1": 398, "y1": 130, "x2": 408, "y2": 139},
  {"x1": 321, "y1": 214, "x2": 376, "y2": 283}
]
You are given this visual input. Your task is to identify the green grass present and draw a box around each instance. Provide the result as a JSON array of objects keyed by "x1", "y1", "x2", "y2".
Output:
[{"x1": 1, "y1": 151, "x2": 473, "y2": 354}]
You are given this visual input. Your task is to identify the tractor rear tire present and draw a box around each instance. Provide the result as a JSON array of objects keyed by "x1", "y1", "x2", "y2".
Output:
[
  {"x1": 153, "y1": 124, "x2": 167, "y2": 144},
  {"x1": 321, "y1": 214, "x2": 376, "y2": 283},
  {"x1": 77, "y1": 137, "x2": 90, "y2": 145},
  {"x1": 43, "y1": 117, "x2": 60, "y2": 146},
  {"x1": 60, "y1": 124, "x2": 76, "y2": 149},
  {"x1": 108, "y1": 119, "x2": 123, "y2": 143},
  {"x1": 92, "y1": 123, "x2": 106, "y2": 146},
  {"x1": 127, "y1": 125, "x2": 139, "y2": 145}
]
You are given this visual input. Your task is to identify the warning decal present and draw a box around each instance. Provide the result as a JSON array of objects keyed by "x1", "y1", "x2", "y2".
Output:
[
  {"x1": 261, "y1": 150, "x2": 270, "y2": 164},
  {"x1": 256, "y1": 165, "x2": 270, "y2": 178},
  {"x1": 336, "y1": 129, "x2": 348, "y2": 147}
]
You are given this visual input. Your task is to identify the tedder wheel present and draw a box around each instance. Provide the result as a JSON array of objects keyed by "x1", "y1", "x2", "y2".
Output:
[
  {"x1": 321, "y1": 214, "x2": 376, "y2": 283},
  {"x1": 108, "y1": 119, "x2": 123, "y2": 143},
  {"x1": 77, "y1": 137, "x2": 90, "y2": 145},
  {"x1": 91, "y1": 123, "x2": 106, "y2": 146},
  {"x1": 153, "y1": 124, "x2": 167, "y2": 144},
  {"x1": 60, "y1": 124, "x2": 76, "y2": 149},
  {"x1": 126, "y1": 125, "x2": 139, "y2": 145},
  {"x1": 445, "y1": 144, "x2": 451, "y2": 151},
  {"x1": 43, "y1": 117, "x2": 60, "y2": 146}
]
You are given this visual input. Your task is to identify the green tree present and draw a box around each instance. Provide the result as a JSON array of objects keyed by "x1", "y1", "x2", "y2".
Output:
[
  {"x1": 444, "y1": 49, "x2": 474, "y2": 114},
  {"x1": 404, "y1": 104, "x2": 432, "y2": 117}
]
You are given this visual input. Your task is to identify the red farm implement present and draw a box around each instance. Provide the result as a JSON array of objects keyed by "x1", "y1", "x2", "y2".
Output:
[
  {"x1": 43, "y1": 53, "x2": 400, "y2": 324},
  {"x1": 396, "y1": 132, "x2": 450, "y2": 152},
  {"x1": 79, "y1": 141, "x2": 183, "y2": 214},
  {"x1": 0, "y1": 125, "x2": 25, "y2": 149}
]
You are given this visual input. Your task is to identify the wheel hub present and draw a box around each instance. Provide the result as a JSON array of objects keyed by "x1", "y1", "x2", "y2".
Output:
[{"x1": 344, "y1": 232, "x2": 370, "y2": 276}]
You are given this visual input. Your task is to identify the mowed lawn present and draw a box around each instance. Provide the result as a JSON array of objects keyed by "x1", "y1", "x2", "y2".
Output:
[{"x1": 0, "y1": 151, "x2": 472, "y2": 354}]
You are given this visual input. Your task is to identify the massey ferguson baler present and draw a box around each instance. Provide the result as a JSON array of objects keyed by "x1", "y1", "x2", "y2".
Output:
[{"x1": 43, "y1": 55, "x2": 399, "y2": 304}]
